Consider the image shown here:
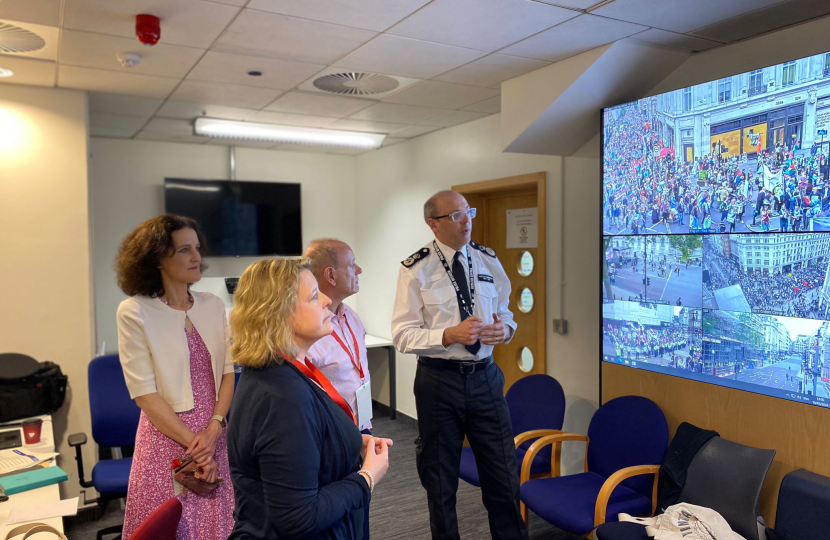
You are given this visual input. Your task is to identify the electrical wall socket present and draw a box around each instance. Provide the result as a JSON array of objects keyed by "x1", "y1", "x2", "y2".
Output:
[{"x1": 552, "y1": 319, "x2": 568, "y2": 335}]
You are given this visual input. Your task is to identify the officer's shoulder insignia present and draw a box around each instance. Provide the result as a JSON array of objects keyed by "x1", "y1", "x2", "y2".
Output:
[
  {"x1": 470, "y1": 241, "x2": 496, "y2": 258},
  {"x1": 402, "y1": 247, "x2": 430, "y2": 268}
]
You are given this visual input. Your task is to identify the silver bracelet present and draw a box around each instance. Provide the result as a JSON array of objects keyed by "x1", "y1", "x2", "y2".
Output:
[{"x1": 357, "y1": 469, "x2": 374, "y2": 493}]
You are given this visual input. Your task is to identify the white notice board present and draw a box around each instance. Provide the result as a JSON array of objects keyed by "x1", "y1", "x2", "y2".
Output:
[{"x1": 506, "y1": 208, "x2": 538, "y2": 249}]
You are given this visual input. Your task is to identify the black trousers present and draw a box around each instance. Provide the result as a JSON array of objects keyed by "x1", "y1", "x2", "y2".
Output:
[{"x1": 414, "y1": 358, "x2": 528, "y2": 540}]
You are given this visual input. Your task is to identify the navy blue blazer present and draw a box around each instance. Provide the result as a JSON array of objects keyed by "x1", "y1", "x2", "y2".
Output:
[{"x1": 228, "y1": 361, "x2": 370, "y2": 540}]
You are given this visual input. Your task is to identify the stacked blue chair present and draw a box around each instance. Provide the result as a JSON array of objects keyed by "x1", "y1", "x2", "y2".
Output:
[
  {"x1": 68, "y1": 354, "x2": 142, "y2": 540},
  {"x1": 520, "y1": 396, "x2": 668, "y2": 537},
  {"x1": 459, "y1": 374, "x2": 566, "y2": 489}
]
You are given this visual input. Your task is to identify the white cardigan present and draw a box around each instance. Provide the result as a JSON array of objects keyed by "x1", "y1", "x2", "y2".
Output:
[{"x1": 116, "y1": 291, "x2": 234, "y2": 413}]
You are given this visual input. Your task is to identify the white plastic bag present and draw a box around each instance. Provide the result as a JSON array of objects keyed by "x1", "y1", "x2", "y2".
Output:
[{"x1": 618, "y1": 503, "x2": 745, "y2": 540}]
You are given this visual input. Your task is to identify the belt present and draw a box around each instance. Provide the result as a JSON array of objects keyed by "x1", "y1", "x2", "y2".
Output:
[{"x1": 418, "y1": 355, "x2": 493, "y2": 374}]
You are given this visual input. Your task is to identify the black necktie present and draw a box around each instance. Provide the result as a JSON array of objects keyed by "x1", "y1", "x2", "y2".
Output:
[{"x1": 453, "y1": 251, "x2": 480, "y2": 355}]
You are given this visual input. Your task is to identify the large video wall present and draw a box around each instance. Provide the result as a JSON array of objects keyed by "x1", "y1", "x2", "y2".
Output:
[{"x1": 601, "y1": 51, "x2": 830, "y2": 408}]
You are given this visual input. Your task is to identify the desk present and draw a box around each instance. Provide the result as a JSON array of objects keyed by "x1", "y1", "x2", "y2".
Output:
[
  {"x1": 0, "y1": 415, "x2": 64, "y2": 537},
  {"x1": 365, "y1": 335, "x2": 396, "y2": 420}
]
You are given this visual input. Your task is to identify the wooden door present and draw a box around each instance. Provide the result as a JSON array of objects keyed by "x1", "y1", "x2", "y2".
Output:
[{"x1": 454, "y1": 173, "x2": 546, "y2": 391}]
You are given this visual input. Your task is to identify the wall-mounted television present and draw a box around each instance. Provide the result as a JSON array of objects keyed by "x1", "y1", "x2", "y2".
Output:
[
  {"x1": 601, "y1": 50, "x2": 830, "y2": 409},
  {"x1": 165, "y1": 179, "x2": 302, "y2": 257}
]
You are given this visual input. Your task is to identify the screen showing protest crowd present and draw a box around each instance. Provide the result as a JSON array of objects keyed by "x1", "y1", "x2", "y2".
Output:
[{"x1": 601, "y1": 50, "x2": 830, "y2": 408}]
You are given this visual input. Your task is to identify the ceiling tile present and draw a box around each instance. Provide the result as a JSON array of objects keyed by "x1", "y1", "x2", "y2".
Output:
[
  {"x1": 533, "y1": 0, "x2": 600, "y2": 7},
  {"x1": 59, "y1": 30, "x2": 204, "y2": 78},
  {"x1": 435, "y1": 54, "x2": 550, "y2": 87},
  {"x1": 90, "y1": 113, "x2": 150, "y2": 131},
  {"x1": 0, "y1": 21, "x2": 59, "y2": 61},
  {"x1": 206, "y1": 138, "x2": 280, "y2": 149},
  {"x1": 90, "y1": 93, "x2": 164, "y2": 116},
  {"x1": 389, "y1": 124, "x2": 440, "y2": 138},
  {"x1": 156, "y1": 101, "x2": 257, "y2": 121},
  {"x1": 381, "y1": 137, "x2": 407, "y2": 147},
  {"x1": 58, "y1": 65, "x2": 179, "y2": 98},
  {"x1": 265, "y1": 91, "x2": 373, "y2": 117},
  {"x1": 419, "y1": 110, "x2": 490, "y2": 127},
  {"x1": 63, "y1": 0, "x2": 241, "y2": 49},
  {"x1": 90, "y1": 125, "x2": 140, "y2": 138},
  {"x1": 461, "y1": 96, "x2": 501, "y2": 114},
  {"x1": 591, "y1": 0, "x2": 783, "y2": 35},
  {"x1": 383, "y1": 80, "x2": 500, "y2": 109},
  {"x1": 691, "y1": 0, "x2": 830, "y2": 43},
  {"x1": 143, "y1": 117, "x2": 196, "y2": 134},
  {"x1": 501, "y1": 14, "x2": 647, "y2": 62},
  {"x1": 249, "y1": 110, "x2": 340, "y2": 127},
  {"x1": 208, "y1": 0, "x2": 250, "y2": 5},
  {"x1": 0, "y1": 0, "x2": 60, "y2": 27},
  {"x1": 329, "y1": 118, "x2": 410, "y2": 133},
  {"x1": 168, "y1": 80, "x2": 283, "y2": 109},
  {"x1": 348, "y1": 103, "x2": 449, "y2": 124},
  {"x1": 334, "y1": 34, "x2": 487, "y2": 79},
  {"x1": 246, "y1": 0, "x2": 432, "y2": 32},
  {"x1": 187, "y1": 51, "x2": 325, "y2": 90},
  {"x1": 630, "y1": 28, "x2": 722, "y2": 52},
  {"x1": 388, "y1": 0, "x2": 579, "y2": 52},
  {"x1": 213, "y1": 9, "x2": 377, "y2": 65},
  {"x1": 0, "y1": 57, "x2": 55, "y2": 87},
  {"x1": 135, "y1": 131, "x2": 210, "y2": 144}
]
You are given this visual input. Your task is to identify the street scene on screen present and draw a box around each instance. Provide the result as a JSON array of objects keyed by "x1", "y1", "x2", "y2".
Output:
[
  {"x1": 603, "y1": 235, "x2": 703, "y2": 307},
  {"x1": 702, "y1": 233, "x2": 830, "y2": 318},
  {"x1": 602, "y1": 52, "x2": 830, "y2": 236}
]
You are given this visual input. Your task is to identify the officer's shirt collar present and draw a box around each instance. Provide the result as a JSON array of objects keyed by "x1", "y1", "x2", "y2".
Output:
[{"x1": 434, "y1": 238, "x2": 467, "y2": 262}]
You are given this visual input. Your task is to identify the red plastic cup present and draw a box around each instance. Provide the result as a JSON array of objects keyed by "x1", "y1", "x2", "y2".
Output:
[{"x1": 22, "y1": 418, "x2": 43, "y2": 444}]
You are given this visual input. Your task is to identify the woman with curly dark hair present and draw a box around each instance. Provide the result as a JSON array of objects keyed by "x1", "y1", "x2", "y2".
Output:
[{"x1": 115, "y1": 214, "x2": 235, "y2": 539}]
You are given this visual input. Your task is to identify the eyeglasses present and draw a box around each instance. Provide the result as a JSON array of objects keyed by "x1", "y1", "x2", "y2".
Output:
[{"x1": 432, "y1": 208, "x2": 476, "y2": 222}]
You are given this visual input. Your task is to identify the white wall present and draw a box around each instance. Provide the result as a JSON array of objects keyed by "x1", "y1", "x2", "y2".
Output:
[
  {"x1": 353, "y1": 114, "x2": 601, "y2": 471},
  {"x1": 91, "y1": 139, "x2": 359, "y2": 353},
  {"x1": 0, "y1": 85, "x2": 94, "y2": 499}
]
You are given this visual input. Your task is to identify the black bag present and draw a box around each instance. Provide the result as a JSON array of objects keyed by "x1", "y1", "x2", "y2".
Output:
[{"x1": 0, "y1": 354, "x2": 68, "y2": 423}]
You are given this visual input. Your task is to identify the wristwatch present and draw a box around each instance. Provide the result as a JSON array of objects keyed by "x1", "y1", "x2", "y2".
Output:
[{"x1": 211, "y1": 414, "x2": 227, "y2": 429}]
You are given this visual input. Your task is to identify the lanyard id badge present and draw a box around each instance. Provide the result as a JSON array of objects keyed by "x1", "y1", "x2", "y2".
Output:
[
  {"x1": 331, "y1": 317, "x2": 365, "y2": 380},
  {"x1": 434, "y1": 240, "x2": 475, "y2": 318},
  {"x1": 355, "y1": 380, "x2": 373, "y2": 428}
]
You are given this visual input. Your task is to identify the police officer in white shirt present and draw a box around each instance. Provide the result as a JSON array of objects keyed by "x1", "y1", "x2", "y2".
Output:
[{"x1": 391, "y1": 190, "x2": 527, "y2": 540}]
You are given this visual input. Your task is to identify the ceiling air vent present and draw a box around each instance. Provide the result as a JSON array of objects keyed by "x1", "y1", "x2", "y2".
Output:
[
  {"x1": 313, "y1": 72, "x2": 399, "y2": 96},
  {"x1": 0, "y1": 22, "x2": 45, "y2": 54}
]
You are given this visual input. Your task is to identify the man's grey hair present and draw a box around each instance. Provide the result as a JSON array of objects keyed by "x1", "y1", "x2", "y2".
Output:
[
  {"x1": 423, "y1": 190, "x2": 458, "y2": 224},
  {"x1": 304, "y1": 238, "x2": 347, "y2": 279}
]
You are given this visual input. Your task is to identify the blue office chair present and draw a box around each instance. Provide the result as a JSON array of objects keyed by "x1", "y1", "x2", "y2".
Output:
[
  {"x1": 69, "y1": 354, "x2": 141, "y2": 540},
  {"x1": 520, "y1": 396, "x2": 668, "y2": 537},
  {"x1": 459, "y1": 374, "x2": 566, "y2": 488}
]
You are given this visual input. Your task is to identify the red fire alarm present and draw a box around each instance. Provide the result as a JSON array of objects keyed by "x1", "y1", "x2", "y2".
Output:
[{"x1": 136, "y1": 14, "x2": 160, "y2": 46}]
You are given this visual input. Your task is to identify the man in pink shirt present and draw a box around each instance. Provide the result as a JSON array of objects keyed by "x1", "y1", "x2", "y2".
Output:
[{"x1": 305, "y1": 238, "x2": 373, "y2": 434}]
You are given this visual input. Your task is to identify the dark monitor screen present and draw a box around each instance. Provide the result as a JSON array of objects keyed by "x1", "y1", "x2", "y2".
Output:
[{"x1": 165, "y1": 179, "x2": 302, "y2": 257}]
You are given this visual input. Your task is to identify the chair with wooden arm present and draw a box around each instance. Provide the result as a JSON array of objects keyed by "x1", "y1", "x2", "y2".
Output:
[
  {"x1": 459, "y1": 375, "x2": 566, "y2": 488},
  {"x1": 519, "y1": 396, "x2": 668, "y2": 538}
]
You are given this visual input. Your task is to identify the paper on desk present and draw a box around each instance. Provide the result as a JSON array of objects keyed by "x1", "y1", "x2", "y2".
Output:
[
  {"x1": 0, "y1": 449, "x2": 58, "y2": 475},
  {"x1": 6, "y1": 497, "x2": 79, "y2": 525}
]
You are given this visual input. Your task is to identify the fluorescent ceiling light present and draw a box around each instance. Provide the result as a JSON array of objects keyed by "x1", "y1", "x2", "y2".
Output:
[
  {"x1": 166, "y1": 182, "x2": 221, "y2": 192},
  {"x1": 193, "y1": 117, "x2": 386, "y2": 149},
  {"x1": 0, "y1": 67, "x2": 14, "y2": 78}
]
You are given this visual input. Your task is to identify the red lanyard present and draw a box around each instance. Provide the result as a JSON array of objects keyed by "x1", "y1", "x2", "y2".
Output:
[
  {"x1": 291, "y1": 357, "x2": 357, "y2": 425},
  {"x1": 331, "y1": 316, "x2": 364, "y2": 379}
]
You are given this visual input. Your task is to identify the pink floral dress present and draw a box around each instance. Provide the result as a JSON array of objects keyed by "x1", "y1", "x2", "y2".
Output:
[{"x1": 122, "y1": 304, "x2": 234, "y2": 539}]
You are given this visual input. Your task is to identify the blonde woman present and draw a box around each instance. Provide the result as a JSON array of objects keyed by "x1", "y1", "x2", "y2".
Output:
[{"x1": 227, "y1": 259, "x2": 390, "y2": 540}]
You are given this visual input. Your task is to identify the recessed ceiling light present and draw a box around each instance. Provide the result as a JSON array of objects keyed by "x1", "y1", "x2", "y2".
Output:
[
  {"x1": 194, "y1": 117, "x2": 386, "y2": 149},
  {"x1": 247, "y1": 71, "x2": 262, "y2": 77},
  {"x1": 0, "y1": 67, "x2": 13, "y2": 77}
]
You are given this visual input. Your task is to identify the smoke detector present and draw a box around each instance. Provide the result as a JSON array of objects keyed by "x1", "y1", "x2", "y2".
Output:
[
  {"x1": 117, "y1": 52, "x2": 141, "y2": 68},
  {"x1": 298, "y1": 67, "x2": 420, "y2": 100},
  {"x1": 0, "y1": 22, "x2": 45, "y2": 54}
]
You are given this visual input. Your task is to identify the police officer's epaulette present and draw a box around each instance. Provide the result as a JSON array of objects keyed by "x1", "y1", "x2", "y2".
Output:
[
  {"x1": 470, "y1": 241, "x2": 496, "y2": 258},
  {"x1": 402, "y1": 248, "x2": 429, "y2": 268}
]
